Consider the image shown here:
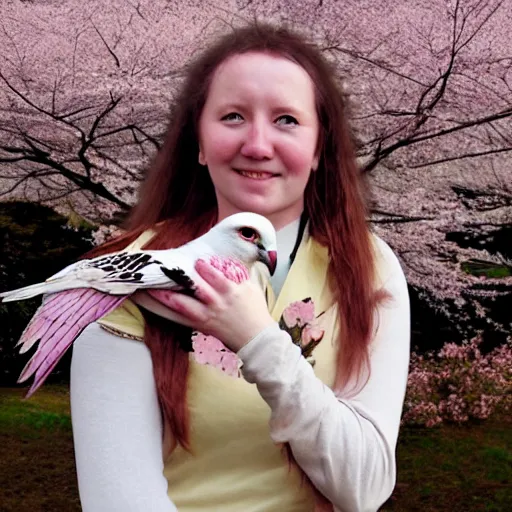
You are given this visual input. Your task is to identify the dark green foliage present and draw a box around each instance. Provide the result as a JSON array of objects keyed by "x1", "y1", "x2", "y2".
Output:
[
  {"x1": 410, "y1": 225, "x2": 512, "y2": 353},
  {"x1": 461, "y1": 259, "x2": 511, "y2": 278},
  {"x1": 410, "y1": 282, "x2": 511, "y2": 354},
  {"x1": 446, "y1": 226, "x2": 512, "y2": 259},
  {"x1": 0, "y1": 201, "x2": 94, "y2": 386},
  {"x1": 409, "y1": 285, "x2": 463, "y2": 352}
]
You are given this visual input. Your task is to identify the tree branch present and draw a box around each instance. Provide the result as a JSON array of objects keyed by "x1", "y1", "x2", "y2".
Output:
[
  {"x1": 410, "y1": 146, "x2": 512, "y2": 168},
  {"x1": 362, "y1": 107, "x2": 512, "y2": 172},
  {"x1": 90, "y1": 20, "x2": 121, "y2": 68}
]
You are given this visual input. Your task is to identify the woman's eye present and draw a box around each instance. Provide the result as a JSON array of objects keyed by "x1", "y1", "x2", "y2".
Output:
[
  {"x1": 276, "y1": 115, "x2": 298, "y2": 126},
  {"x1": 222, "y1": 112, "x2": 243, "y2": 122}
]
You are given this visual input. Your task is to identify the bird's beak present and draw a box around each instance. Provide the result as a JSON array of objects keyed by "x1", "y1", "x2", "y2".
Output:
[{"x1": 260, "y1": 249, "x2": 277, "y2": 276}]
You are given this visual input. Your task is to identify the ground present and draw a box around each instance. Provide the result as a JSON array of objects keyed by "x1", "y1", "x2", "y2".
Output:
[{"x1": 0, "y1": 385, "x2": 510, "y2": 512}]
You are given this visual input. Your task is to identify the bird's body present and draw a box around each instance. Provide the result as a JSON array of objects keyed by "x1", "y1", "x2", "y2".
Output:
[
  {"x1": 1, "y1": 218, "x2": 274, "y2": 301},
  {"x1": 0, "y1": 212, "x2": 277, "y2": 397}
]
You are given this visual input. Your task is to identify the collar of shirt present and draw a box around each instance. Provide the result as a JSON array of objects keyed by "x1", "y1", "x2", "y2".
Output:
[{"x1": 270, "y1": 217, "x2": 302, "y2": 297}]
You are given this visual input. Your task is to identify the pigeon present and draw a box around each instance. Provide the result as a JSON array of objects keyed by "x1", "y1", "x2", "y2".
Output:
[{"x1": 0, "y1": 212, "x2": 277, "y2": 397}]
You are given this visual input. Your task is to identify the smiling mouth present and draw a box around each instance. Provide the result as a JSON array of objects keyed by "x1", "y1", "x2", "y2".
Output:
[{"x1": 235, "y1": 169, "x2": 277, "y2": 180}]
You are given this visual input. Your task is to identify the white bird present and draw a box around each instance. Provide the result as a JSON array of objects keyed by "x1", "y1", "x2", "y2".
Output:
[{"x1": 0, "y1": 212, "x2": 277, "y2": 397}]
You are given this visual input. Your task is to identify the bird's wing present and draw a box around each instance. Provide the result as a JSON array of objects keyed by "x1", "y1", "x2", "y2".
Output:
[
  {"x1": 18, "y1": 288, "x2": 126, "y2": 397},
  {"x1": 67, "y1": 251, "x2": 187, "y2": 293},
  {"x1": 0, "y1": 250, "x2": 199, "y2": 301}
]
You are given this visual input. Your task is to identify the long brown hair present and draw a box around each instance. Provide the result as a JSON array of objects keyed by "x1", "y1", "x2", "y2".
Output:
[{"x1": 87, "y1": 21, "x2": 382, "y2": 485}]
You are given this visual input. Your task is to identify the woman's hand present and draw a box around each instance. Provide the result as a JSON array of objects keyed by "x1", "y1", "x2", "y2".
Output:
[{"x1": 133, "y1": 259, "x2": 276, "y2": 352}]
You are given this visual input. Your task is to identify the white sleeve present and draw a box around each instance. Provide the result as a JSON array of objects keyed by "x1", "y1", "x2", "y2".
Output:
[
  {"x1": 70, "y1": 323, "x2": 178, "y2": 512},
  {"x1": 237, "y1": 243, "x2": 410, "y2": 512}
]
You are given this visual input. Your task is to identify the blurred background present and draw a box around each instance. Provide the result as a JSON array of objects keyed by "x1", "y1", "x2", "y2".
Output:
[{"x1": 0, "y1": 1, "x2": 510, "y2": 510}]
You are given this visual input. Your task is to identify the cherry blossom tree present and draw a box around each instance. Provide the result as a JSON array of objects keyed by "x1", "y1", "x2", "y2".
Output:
[
  {"x1": 1, "y1": 0, "x2": 510, "y2": 347},
  {"x1": 0, "y1": 0, "x2": 229, "y2": 219}
]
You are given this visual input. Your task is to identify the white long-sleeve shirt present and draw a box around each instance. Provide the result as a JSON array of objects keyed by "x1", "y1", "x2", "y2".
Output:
[{"x1": 70, "y1": 227, "x2": 410, "y2": 512}]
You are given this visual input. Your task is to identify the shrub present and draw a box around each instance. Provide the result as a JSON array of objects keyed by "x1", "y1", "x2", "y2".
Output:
[
  {"x1": 402, "y1": 335, "x2": 512, "y2": 427},
  {"x1": 0, "y1": 201, "x2": 94, "y2": 386}
]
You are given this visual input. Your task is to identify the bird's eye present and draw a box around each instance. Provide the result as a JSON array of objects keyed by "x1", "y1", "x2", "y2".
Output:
[{"x1": 239, "y1": 227, "x2": 259, "y2": 242}]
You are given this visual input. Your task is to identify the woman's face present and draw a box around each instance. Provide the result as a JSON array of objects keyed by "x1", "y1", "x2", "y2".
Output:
[{"x1": 198, "y1": 51, "x2": 320, "y2": 230}]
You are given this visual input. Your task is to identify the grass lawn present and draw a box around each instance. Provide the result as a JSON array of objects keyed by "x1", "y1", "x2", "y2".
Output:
[{"x1": 0, "y1": 385, "x2": 510, "y2": 511}]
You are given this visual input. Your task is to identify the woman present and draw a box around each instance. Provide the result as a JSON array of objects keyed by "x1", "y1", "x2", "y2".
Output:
[{"x1": 70, "y1": 23, "x2": 410, "y2": 512}]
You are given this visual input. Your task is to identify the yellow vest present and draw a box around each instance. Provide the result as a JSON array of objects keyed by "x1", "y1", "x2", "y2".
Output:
[{"x1": 97, "y1": 229, "x2": 387, "y2": 511}]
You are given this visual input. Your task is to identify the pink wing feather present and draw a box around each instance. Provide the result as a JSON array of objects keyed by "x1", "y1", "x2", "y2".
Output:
[
  {"x1": 18, "y1": 289, "x2": 126, "y2": 397},
  {"x1": 18, "y1": 290, "x2": 89, "y2": 352}
]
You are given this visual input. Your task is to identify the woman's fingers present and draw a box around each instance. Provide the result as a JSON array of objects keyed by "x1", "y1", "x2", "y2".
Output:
[
  {"x1": 192, "y1": 282, "x2": 217, "y2": 305},
  {"x1": 132, "y1": 291, "x2": 195, "y2": 326},
  {"x1": 151, "y1": 269, "x2": 217, "y2": 306},
  {"x1": 163, "y1": 292, "x2": 209, "y2": 323},
  {"x1": 134, "y1": 269, "x2": 273, "y2": 351}
]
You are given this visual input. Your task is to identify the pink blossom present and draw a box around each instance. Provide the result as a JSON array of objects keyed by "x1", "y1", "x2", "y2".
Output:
[
  {"x1": 92, "y1": 224, "x2": 123, "y2": 246},
  {"x1": 282, "y1": 299, "x2": 315, "y2": 329},
  {"x1": 279, "y1": 299, "x2": 324, "y2": 365},
  {"x1": 191, "y1": 332, "x2": 240, "y2": 378},
  {"x1": 301, "y1": 323, "x2": 325, "y2": 345}
]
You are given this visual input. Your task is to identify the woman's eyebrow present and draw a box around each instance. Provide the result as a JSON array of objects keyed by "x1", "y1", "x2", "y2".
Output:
[
  {"x1": 216, "y1": 102, "x2": 246, "y2": 112},
  {"x1": 271, "y1": 105, "x2": 305, "y2": 117},
  {"x1": 217, "y1": 103, "x2": 306, "y2": 116}
]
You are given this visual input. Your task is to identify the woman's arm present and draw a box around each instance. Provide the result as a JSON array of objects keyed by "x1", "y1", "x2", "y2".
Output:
[
  {"x1": 70, "y1": 323, "x2": 178, "y2": 512},
  {"x1": 237, "y1": 241, "x2": 410, "y2": 512}
]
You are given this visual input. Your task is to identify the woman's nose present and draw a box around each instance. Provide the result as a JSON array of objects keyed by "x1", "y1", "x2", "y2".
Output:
[{"x1": 240, "y1": 122, "x2": 274, "y2": 160}]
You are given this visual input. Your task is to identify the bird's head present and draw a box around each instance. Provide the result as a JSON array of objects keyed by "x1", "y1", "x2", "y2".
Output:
[{"x1": 206, "y1": 213, "x2": 277, "y2": 275}]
